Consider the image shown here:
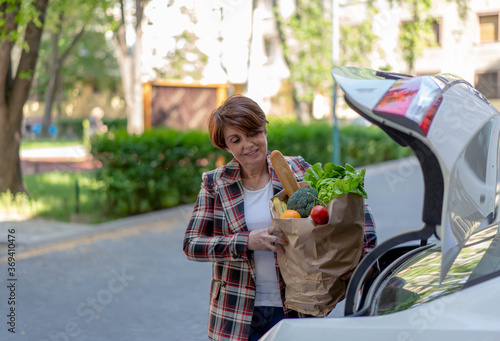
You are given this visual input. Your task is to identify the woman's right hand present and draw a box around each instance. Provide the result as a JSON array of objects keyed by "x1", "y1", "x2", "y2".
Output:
[{"x1": 248, "y1": 226, "x2": 287, "y2": 253}]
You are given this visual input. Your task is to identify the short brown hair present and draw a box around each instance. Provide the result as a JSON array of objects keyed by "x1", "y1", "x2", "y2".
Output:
[{"x1": 208, "y1": 95, "x2": 268, "y2": 150}]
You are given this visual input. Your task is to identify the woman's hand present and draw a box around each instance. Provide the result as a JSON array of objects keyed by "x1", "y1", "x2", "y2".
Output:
[{"x1": 248, "y1": 226, "x2": 287, "y2": 253}]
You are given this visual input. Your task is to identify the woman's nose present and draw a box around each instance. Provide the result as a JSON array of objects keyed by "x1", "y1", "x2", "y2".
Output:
[{"x1": 242, "y1": 137, "x2": 253, "y2": 147}]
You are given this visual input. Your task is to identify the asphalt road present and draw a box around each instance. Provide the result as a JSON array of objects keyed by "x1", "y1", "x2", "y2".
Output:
[
  {"x1": 0, "y1": 207, "x2": 212, "y2": 341},
  {"x1": 363, "y1": 156, "x2": 424, "y2": 242},
  {"x1": 0, "y1": 156, "x2": 424, "y2": 341}
]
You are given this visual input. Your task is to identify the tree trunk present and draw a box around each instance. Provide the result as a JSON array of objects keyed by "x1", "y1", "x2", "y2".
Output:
[
  {"x1": 41, "y1": 72, "x2": 58, "y2": 138},
  {"x1": 130, "y1": 7, "x2": 144, "y2": 135},
  {"x1": 0, "y1": 109, "x2": 25, "y2": 194},
  {"x1": 41, "y1": 14, "x2": 85, "y2": 138},
  {"x1": 112, "y1": 23, "x2": 135, "y2": 132},
  {"x1": 272, "y1": 0, "x2": 303, "y2": 120},
  {"x1": 41, "y1": 62, "x2": 60, "y2": 137},
  {"x1": 41, "y1": 29, "x2": 61, "y2": 138},
  {"x1": 112, "y1": 31, "x2": 134, "y2": 129},
  {"x1": 0, "y1": 0, "x2": 49, "y2": 194},
  {"x1": 112, "y1": 0, "x2": 145, "y2": 135}
]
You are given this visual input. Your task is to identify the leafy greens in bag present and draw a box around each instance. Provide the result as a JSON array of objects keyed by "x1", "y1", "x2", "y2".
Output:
[{"x1": 304, "y1": 162, "x2": 367, "y2": 203}]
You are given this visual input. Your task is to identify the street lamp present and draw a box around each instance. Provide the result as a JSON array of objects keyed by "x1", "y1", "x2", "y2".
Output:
[
  {"x1": 212, "y1": 7, "x2": 228, "y2": 78},
  {"x1": 332, "y1": 0, "x2": 340, "y2": 164}
]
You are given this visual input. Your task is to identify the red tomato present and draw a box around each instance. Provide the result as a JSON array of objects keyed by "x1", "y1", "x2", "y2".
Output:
[{"x1": 310, "y1": 205, "x2": 329, "y2": 224}]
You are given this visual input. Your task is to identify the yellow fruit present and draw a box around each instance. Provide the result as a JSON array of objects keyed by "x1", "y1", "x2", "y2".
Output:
[
  {"x1": 280, "y1": 210, "x2": 301, "y2": 219},
  {"x1": 273, "y1": 197, "x2": 285, "y2": 216}
]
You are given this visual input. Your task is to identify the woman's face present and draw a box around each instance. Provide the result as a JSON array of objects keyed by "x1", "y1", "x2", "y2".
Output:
[{"x1": 224, "y1": 126, "x2": 268, "y2": 173}]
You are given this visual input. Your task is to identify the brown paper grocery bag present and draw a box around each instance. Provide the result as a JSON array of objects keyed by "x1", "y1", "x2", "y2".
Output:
[{"x1": 269, "y1": 182, "x2": 365, "y2": 317}]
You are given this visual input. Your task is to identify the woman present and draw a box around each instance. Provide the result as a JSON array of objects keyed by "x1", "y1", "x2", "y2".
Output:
[{"x1": 183, "y1": 95, "x2": 377, "y2": 341}]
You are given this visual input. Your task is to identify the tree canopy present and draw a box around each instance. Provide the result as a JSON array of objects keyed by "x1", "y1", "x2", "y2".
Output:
[{"x1": 274, "y1": 0, "x2": 377, "y2": 118}]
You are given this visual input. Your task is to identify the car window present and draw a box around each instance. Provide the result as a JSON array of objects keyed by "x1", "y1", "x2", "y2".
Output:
[{"x1": 373, "y1": 224, "x2": 500, "y2": 315}]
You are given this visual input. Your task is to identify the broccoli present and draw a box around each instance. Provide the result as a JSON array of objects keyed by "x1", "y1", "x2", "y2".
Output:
[{"x1": 287, "y1": 187, "x2": 319, "y2": 218}]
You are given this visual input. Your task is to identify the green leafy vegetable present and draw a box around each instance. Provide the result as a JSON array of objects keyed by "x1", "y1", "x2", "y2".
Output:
[{"x1": 304, "y1": 162, "x2": 368, "y2": 203}]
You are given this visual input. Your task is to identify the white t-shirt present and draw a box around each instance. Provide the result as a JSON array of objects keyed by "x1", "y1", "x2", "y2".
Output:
[{"x1": 243, "y1": 180, "x2": 282, "y2": 307}]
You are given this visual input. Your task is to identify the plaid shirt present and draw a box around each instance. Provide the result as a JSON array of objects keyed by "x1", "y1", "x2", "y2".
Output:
[{"x1": 183, "y1": 152, "x2": 377, "y2": 341}]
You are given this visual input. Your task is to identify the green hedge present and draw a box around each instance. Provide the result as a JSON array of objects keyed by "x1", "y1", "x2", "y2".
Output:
[
  {"x1": 267, "y1": 121, "x2": 412, "y2": 166},
  {"x1": 56, "y1": 117, "x2": 127, "y2": 139},
  {"x1": 91, "y1": 123, "x2": 413, "y2": 217},
  {"x1": 91, "y1": 129, "x2": 229, "y2": 217},
  {"x1": 55, "y1": 118, "x2": 85, "y2": 139}
]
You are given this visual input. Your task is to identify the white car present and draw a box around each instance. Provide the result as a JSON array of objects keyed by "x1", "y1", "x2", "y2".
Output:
[{"x1": 262, "y1": 67, "x2": 500, "y2": 340}]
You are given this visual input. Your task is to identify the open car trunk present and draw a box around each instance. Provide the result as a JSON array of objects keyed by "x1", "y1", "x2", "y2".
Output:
[{"x1": 330, "y1": 67, "x2": 500, "y2": 316}]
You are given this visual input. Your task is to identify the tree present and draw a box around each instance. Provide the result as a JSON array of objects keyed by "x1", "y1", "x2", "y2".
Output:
[
  {"x1": 273, "y1": 0, "x2": 377, "y2": 121},
  {"x1": 32, "y1": 0, "x2": 120, "y2": 131},
  {"x1": 33, "y1": 19, "x2": 121, "y2": 120},
  {"x1": 150, "y1": 6, "x2": 207, "y2": 81},
  {"x1": 39, "y1": 0, "x2": 99, "y2": 137},
  {"x1": 110, "y1": 0, "x2": 147, "y2": 134},
  {"x1": 273, "y1": 0, "x2": 332, "y2": 121},
  {"x1": 339, "y1": 19, "x2": 378, "y2": 67},
  {"x1": 0, "y1": 0, "x2": 50, "y2": 194},
  {"x1": 389, "y1": 0, "x2": 470, "y2": 73}
]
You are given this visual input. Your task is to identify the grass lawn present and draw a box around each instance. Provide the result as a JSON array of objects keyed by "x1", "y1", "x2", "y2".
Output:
[
  {"x1": 21, "y1": 139, "x2": 84, "y2": 150},
  {"x1": 0, "y1": 171, "x2": 112, "y2": 223}
]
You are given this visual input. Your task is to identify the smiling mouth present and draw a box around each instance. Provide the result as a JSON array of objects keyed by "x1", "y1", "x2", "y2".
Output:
[{"x1": 245, "y1": 150, "x2": 258, "y2": 156}]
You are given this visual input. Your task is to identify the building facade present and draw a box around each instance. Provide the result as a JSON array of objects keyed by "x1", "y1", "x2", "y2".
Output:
[{"x1": 247, "y1": 0, "x2": 500, "y2": 115}]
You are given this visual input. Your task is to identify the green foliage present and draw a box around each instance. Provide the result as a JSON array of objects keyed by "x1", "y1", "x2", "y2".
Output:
[
  {"x1": 103, "y1": 117, "x2": 127, "y2": 131},
  {"x1": 0, "y1": 172, "x2": 106, "y2": 223},
  {"x1": 276, "y1": 0, "x2": 333, "y2": 105},
  {"x1": 305, "y1": 162, "x2": 367, "y2": 202},
  {"x1": 267, "y1": 120, "x2": 413, "y2": 167},
  {"x1": 0, "y1": 0, "x2": 43, "y2": 46},
  {"x1": 56, "y1": 117, "x2": 85, "y2": 139},
  {"x1": 340, "y1": 20, "x2": 378, "y2": 67},
  {"x1": 31, "y1": 0, "x2": 120, "y2": 101},
  {"x1": 388, "y1": 0, "x2": 467, "y2": 73},
  {"x1": 275, "y1": 0, "x2": 379, "y2": 112},
  {"x1": 91, "y1": 122, "x2": 412, "y2": 218},
  {"x1": 453, "y1": 0, "x2": 469, "y2": 20},
  {"x1": 20, "y1": 138, "x2": 82, "y2": 150},
  {"x1": 399, "y1": 18, "x2": 438, "y2": 73},
  {"x1": 338, "y1": 124, "x2": 413, "y2": 166},
  {"x1": 90, "y1": 128, "x2": 230, "y2": 217},
  {"x1": 152, "y1": 6, "x2": 208, "y2": 80},
  {"x1": 155, "y1": 30, "x2": 208, "y2": 80}
]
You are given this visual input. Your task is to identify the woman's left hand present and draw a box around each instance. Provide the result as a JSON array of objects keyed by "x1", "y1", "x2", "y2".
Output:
[{"x1": 248, "y1": 226, "x2": 287, "y2": 253}]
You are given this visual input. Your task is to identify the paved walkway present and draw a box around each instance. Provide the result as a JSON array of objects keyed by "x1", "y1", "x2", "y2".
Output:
[
  {"x1": 20, "y1": 146, "x2": 88, "y2": 160},
  {"x1": 20, "y1": 145, "x2": 100, "y2": 175}
]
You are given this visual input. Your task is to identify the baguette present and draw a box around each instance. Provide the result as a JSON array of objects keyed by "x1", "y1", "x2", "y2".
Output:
[{"x1": 270, "y1": 150, "x2": 300, "y2": 197}]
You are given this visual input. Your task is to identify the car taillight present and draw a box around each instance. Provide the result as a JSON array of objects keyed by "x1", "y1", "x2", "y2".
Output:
[{"x1": 373, "y1": 76, "x2": 443, "y2": 136}]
